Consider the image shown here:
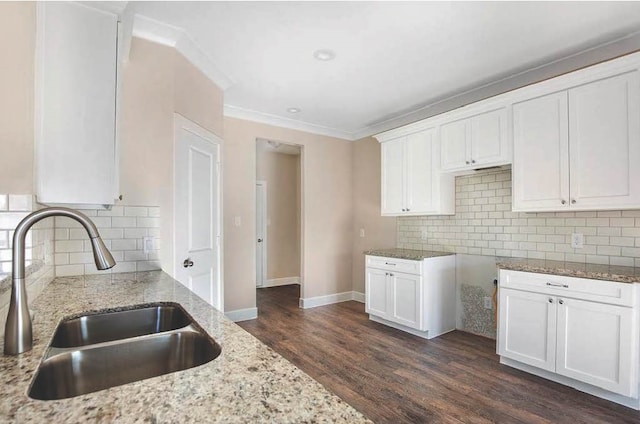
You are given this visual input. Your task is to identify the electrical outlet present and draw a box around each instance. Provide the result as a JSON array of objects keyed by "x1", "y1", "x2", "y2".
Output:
[
  {"x1": 359, "y1": 228, "x2": 365, "y2": 238},
  {"x1": 421, "y1": 229, "x2": 428, "y2": 240},
  {"x1": 143, "y1": 236, "x2": 153, "y2": 254},
  {"x1": 483, "y1": 296, "x2": 492, "y2": 310},
  {"x1": 571, "y1": 233, "x2": 584, "y2": 249}
]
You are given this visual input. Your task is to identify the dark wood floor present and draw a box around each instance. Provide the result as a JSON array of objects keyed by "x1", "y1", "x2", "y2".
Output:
[{"x1": 238, "y1": 285, "x2": 640, "y2": 423}]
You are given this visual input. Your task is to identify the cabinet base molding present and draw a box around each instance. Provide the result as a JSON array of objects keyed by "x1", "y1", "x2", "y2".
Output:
[
  {"x1": 368, "y1": 315, "x2": 455, "y2": 340},
  {"x1": 500, "y1": 357, "x2": 640, "y2": 410}
]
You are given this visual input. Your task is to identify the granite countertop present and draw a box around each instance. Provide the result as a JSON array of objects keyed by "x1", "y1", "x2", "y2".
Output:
[
  {"x1": 0, "y1": 271, "x2": 370, "y2": 423},
  {"x1": 496, "y1": 257, "x2": 640, "y2": 284},
  {"x1": 364, "y1": 248, "x2": 454, "y2": 261}
]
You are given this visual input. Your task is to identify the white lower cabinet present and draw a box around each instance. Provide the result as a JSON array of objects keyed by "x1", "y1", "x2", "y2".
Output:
[
  {"x1": 365, "y1": 255, "x2": 456, "y2": 339},
  {"x1": 498, "y1": 270, "x2": 639, "y2": 405}
]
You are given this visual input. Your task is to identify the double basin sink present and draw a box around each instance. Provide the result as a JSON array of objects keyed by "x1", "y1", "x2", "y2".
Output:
[{"x1": 29, "y1": 302, "x2": 221, "y2": 400}]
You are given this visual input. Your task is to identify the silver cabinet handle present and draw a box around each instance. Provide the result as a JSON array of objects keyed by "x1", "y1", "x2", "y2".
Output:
[
  {"x1": 406, "y1": 208, "x2": 410, "y2": 211},
  {"x1": 471, "y1": 159, "x2": 476, "y2": 164},
  {"x1": 571, "y1": 199, "x2": 576, "y2": 204},
  {"x1": 385, "y1": 262, "x2": 396, "y2": 266},
  {"x1": 465, "y1": 161, "x2": 470, "y2": 165},
  {"x1": 401, "y1": 208, "x2": 406, "y2": 212},
  {"x1": 183, "y1": 258, "x2": 194, "y2": 268},
  {"x1": 548, "y1": 298, "x2": 553, "y2": 303},
  {"x1": 546, "y1": 282, "x2": 568, "y2": 288},
  {"x1": 561, "y1": 200, "x2": 566, "y2": 205},
  {"x1": 559, "y1": 299, "x2": 564, "y2": 305},
  {"x1": 389, "y1": 273, "x2": 394, "y2": 277},
  {"x1": 257, "y1": 238, "x2": 263, "y2": 242}
]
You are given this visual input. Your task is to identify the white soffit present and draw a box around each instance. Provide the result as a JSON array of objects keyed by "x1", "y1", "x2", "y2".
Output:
[
  {"x1": 131, "y1": 2, "x2": 640, "y2": 141},
  {"x1": 131, "y1": 14, "x2": 234, "y2": 90}
]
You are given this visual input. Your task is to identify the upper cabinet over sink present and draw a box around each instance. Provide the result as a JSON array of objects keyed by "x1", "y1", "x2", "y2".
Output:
[
  {"x1": 35, "y1": 2, "x2": 119, "y2": 206},
  {"x1": 512, "y1": 58, "x2": 640, "y2": 212}
]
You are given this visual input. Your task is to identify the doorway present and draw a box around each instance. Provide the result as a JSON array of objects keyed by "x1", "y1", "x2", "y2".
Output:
[
  {"x1": 173, "y1": 114, "x2": 223, "y2": 311},
  {"x1": 255, "y1": 139, "x2": 302, "y2": 298}
]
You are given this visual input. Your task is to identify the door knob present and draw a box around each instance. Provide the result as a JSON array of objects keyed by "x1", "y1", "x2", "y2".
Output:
[
  {"x1": 257, "y1": 238, "x2": 263, "y2": 242},
  {"x1": 183, "y1": 258, "x2": 194, "y2": 268}
]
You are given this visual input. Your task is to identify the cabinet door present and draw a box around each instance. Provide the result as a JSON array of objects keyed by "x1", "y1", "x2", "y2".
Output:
[
  {"x1": 36, "y1": 3, "x2": 118, "y2": 205},
  {"x1": 366, "y1": 268, "x2": 389, "y2": 319},
  {"x1": 556, "y1": 298, "x2": 636, "y2": 397},
  {"x1": 512, "y1": 92, "x2": 570, "y2": 211},
  {"x1": 440, "y1": 119, "x2": 469, "y2": 171},
  {"x1": 498, "y1": 288, "x2": 557, "y2": 372},
  {"x1": 389, "y1": 272, "x2": 422, "y2": 330},
  {"x1": 470, "y1": 108, "x2": 509, "y2": 167},
  {"x1": 568, "y1": 71, "x2": 640, "y2": 210},
  {"x1": 405, "y1": 130, "x2": 435, "y2": 214},
  {"x1": 381, "y1": 139, "x2": 405, "y2": 215}
]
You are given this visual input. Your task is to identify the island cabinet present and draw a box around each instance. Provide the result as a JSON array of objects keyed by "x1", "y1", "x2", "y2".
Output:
[
  {"x1": 512, "y1": 58, "x2": 640, "y2": 212},
  {"x1": 498, "y1": 269, "x2": 639, "y2": 408},
  {"x1": 35, "y1": 2, "x2": 119, "y2": 206},
  {"x1": 377, "y1": 128, "x2": 454, "y2": 216},
  {"x1": 365, "y1": 254, "x2": 456, "y2": 339},
  {"x1": 440, "y1": 106, "x2": 510, "y2": 172}
]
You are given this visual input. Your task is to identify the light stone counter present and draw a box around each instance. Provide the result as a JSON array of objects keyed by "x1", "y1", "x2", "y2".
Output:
[
  {"x1": 497, "y1": 257, "x2": 640, "y2": 284},
  {"x1": 0, "y1": 271, "x2": 370, "y2": 423},
  {"x1": 364, "y1": 248, "x2": 454, "y2": 261}
]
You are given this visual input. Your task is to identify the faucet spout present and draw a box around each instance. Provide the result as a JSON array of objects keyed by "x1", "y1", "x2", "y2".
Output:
[{"x1": 4, "y1": 207, "x2": 116, "y2": 355}]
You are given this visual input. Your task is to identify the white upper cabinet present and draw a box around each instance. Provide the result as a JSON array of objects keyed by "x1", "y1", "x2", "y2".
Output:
[
  {"x1": 441, "y1": 107, "x2": 510, "y2": 172},
  {"x1": 36, "y1": 2, "x2": 119, "y2": 206},
  {"x1": 378, "y1": 128, "x2": 454, "y2": 216},
  {"x1": 513, "y1": 60, "x2": 640, "y2": 212}
]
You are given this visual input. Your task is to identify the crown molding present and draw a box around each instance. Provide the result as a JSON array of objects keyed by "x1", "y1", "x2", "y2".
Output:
[
  {"x1": 224, "y1": 105, "x2": 354, "y2": 140},
  {"x1": 132, "y1": 14, "x2": 234, "y2": 90}
]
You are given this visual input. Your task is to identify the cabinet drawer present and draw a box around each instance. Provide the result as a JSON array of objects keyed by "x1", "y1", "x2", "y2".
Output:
[
  {"x1": 366, "y1": 256, "x2": 422, "y2": 275},
  {"x1": 500, "y1": 270, "x2": 636, "y2": 307}
]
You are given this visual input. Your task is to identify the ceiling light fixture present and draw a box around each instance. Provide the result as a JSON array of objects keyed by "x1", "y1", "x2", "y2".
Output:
[
  {"x1": 287, "y1": 107, "x2": 301, "y2": 113},
  {"x1": 313, "y1": 49, "x2": 336, "y2": 61}
]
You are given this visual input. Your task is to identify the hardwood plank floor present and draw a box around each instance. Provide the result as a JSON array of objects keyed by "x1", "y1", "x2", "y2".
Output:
[{"x1": 238, "y1": 285, "x2": 640, "y2": 423}]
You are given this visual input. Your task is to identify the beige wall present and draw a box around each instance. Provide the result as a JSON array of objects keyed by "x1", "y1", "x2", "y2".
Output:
[
  {"x1": 119, "y1": 37, "x2": 224, "y2": 276},
  {"x1": 224, "y1": 117, "x2": 353, "y2": 311},
  {"x1": 351, "y1": 137, "x2": 397, "y2": 293},
  {"x1": 0, "y1": 2, "x2": 35, "y2": 194},
  {"x1": 256, "y1": 145, "x2": 300, "y2": 279}
]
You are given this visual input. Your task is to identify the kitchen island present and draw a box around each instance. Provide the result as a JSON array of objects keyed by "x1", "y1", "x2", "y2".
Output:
[{"x1": 0, "y1": 271, "x2": 370, "y2": 423}]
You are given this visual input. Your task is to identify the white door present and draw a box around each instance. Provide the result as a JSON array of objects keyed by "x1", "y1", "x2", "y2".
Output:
[
  {"x1": 556, "y1": 298, "x2": 635, "y2": 397},
  {"x1": 365, "y1": 267, "x2": 389, "y2": 318},
  {"x1": 381, "y1": 139, "x2": 405, "y2": 215},
  {"x1": 568, "y1": 71, "x2": 640, "y2": 209},
  {"x1": 512, "y1": 92, "x2": 570, "y2": 211},
  {"x1": 256, "y1": 181, "x2": 267, "y2": 288},
  {"x1": 174, "y1": 114, "x2": 223, "y2": 311},
  {"x1": 440, "y1": 118, "x2": 469, "y2": 171},
  {"x1": 470, "y1": 108, "x2": 509, "y2": 167},
  {"x1": 389, "y1": 271, "x2": 422, "y2": 330},
  {"x1": 405, "y1": 130, "x2": 434, "y2": 214},
  {"x1": 498, "y1": 288, "x2": 557, "y2": 372}
]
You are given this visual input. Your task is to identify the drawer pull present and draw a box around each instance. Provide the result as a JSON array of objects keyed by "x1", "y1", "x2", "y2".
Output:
[
  {"x1": 385, "y1": 262, "x2": 396, "y2": 266},
  {"x1": 546, "y1": 282, "x2": 568, "y2": 288}
]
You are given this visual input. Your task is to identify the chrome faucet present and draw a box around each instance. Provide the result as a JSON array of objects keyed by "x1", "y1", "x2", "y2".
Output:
[{"x1": 4, "y1": 207, "x2": 116, "y2": 355}]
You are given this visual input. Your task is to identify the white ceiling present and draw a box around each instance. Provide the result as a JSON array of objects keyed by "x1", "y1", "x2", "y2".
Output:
[{"x1": 130, "y1": 1, "x2": 640, "y2": 140}]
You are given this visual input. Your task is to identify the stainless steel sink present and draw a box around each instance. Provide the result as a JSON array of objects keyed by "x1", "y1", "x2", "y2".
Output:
[
  {"x1": 28, "y1": 303, "x2": 221, "y2": 400},
  {"x1": 50, "y1": 303, "x2": 193, "y2": 348}
]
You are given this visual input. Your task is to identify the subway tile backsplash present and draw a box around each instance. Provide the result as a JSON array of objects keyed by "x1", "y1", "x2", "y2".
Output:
[
  {"x1": 398, "y1": 169, "x2": 640, "y2": 267},
  {"x1": 53, "y1": 205, "x2": 161, "y2": 276}
]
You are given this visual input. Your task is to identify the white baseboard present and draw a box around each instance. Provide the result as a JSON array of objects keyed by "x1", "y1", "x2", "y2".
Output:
[
  {"x1": 299, "y1": 291, "x2": 364, "y2": 309},
  {"x1": 259, "y1": 276, "x2": 300, "y2": 288},
  {"x1": 225, "y1": 307, "x2": 258, "y2": 322},
  {"x1": 352, "y1": 291, "x2": 365, "y2": 303}
]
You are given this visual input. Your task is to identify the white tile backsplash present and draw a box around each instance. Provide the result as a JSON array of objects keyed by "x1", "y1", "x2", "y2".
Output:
[
  {"x1": 398, "y1": 169, "x2": 640, "y2": 267},
  {"x1": 53, "y1": 205, "x2": 161, "y2": 275}
]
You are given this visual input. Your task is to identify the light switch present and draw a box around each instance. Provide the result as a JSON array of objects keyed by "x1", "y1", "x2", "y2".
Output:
[
  {"x1": 359, "y1": 228, "x2": 365, "y2": 238},
  {"x1": 571, "y1": 233, "x2": 584, "y2": 249},
  {"x1": 234, "y1": 216, "x2": 242, "y2": 226}
]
